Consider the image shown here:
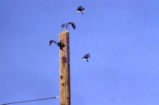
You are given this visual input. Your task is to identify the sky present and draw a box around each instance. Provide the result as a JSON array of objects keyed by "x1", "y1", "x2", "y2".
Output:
[{"x1": 0, "y1": 0, "x2": 159, "y2": 105}]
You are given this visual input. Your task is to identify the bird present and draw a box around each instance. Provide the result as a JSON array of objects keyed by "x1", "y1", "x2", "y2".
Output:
[
  {"x1": 49, "y1": 40, "x2": 57, "y2": 46},
  {"x1": 67, "y1": 22, "x2": 76, "y2": 29},
  {"x1": 82, "y1": 53, "x2": 90, "y2": 62},
  {"x1": 49, "y1": 40, "x2": 65, "y2": 50},
  {"x1": 61, "y1": 22, "x2": 76, "y2": 30},
  {"x1": 57, "y1": 42, "x2": 65, "y2": 50},
  {"x1": 77, "y1": 6, "x2": 85, "y2": 14}
]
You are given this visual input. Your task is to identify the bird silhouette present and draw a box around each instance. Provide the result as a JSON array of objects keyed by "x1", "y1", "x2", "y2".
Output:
[
  {"x1": 82, "y1": 54, "x2": 90, "y2": 62},
  {"x1": 67, "y1": 22, "x2": 76, "y2": 29},
  {"x1": 49, "y1": 40, "x2": 65, "y2": 50},
  {"x1": 77, "y1": 6, "x2": 85, "y2": 14},
  {"x1": 49, "y1": 40, "x2": 57, "y2": 46},
  {"x1": 61, "y1": 22, "x2": 76, "y2": 30}
]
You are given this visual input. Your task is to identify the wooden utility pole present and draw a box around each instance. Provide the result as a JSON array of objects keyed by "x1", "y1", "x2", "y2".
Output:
[{"x1": 59, "y1": 31, "x2": 71, "y2": 105}]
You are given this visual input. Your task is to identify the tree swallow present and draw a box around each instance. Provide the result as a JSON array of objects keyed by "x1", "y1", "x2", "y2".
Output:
[{"x1": 82, "y1": 54, "x2": 90, "y2": 62}]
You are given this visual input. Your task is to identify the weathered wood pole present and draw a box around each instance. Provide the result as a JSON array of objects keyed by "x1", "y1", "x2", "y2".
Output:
[{"x1": 59, "y1": 31, "x2": 71, "y2": 105}]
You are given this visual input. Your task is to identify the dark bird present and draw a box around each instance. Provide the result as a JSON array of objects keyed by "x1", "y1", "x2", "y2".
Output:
[
  {"x1": 77, "y1": 6, "x2": 85, "y2": 14},
  {"x1": 67, "y1": 22, "x2": 76, "y2": 29},
  {"x1": 57, "y1": 42, "x2": 65, "y2": 50},
  {"x1": 82, "y1": 54, "x2": 90, "y2": 62},
  {"x1": 61, "y1": 22, "x2": 76, "y2": 30},
  {"x1": 49, "y1": 40, "x2": 57, "y2": 46},
  {"x1": 49, "y1": 40, "x2": 65, "y2": 50}
]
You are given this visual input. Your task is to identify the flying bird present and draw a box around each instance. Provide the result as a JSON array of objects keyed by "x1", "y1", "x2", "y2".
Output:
[
  {"x1": 49, "y1": 40, "x2": 57, "y2": 46},
  {"x1": 82, "y1": 54, "x2": 90, "y2": 62},
  {"x1": 67, "y1": 22, "x2": 76, "y2": 29},
  {"x1": 61, "y1": 22, "x2": 76, "y2": 30},
  {"x1": 77, "y1": 6, "x2": 85, "y2": 14},
  {"x1": 49, "y1": 40, "x2": 65, "y2": 50}
]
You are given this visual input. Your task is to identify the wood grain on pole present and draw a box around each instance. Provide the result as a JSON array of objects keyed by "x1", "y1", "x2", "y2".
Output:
[{"x1": 59, "y1": 31, "x2": 70, "y2": 105}]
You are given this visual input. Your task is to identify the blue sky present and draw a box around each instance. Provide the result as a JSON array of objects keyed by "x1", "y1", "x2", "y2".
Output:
[{"x1": 1, "y1": 0, "x2": 159, "y2": 105}]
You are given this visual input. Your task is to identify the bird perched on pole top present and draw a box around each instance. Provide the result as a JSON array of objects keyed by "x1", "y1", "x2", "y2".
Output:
[
  {"x1": 77, "y1": 6, "x2": 85, "y2": 14},
  {"x1": 49, "y1": 40, "x2": 65, "y2": 50},
  {"x1": 61, "y1": 22, "x2": 76, "y2": 30},
  {"x1": 82, "y1": 54, "x2": 90, "y2": 62}
]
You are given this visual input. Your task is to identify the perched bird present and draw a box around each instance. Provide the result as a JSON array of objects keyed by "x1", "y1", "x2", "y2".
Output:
[
  {"x1": 61, "y1": 22, "x2": 76, "y2": 30},
  {"x1": 77, "y1": 6, "x2": 85, "y2": 14},
  {"x1": 67, "y1": 22, "x2": 76, "y2": 29},
  {"x1": 57, "y1": 42, "x2": 65, "y2": 50},
  {"x1": 82, "y1": 54, "x2": 90, "y2": 62},
  {"x1": 49, "y1": 40, "x2": 65, "y2": 50}
]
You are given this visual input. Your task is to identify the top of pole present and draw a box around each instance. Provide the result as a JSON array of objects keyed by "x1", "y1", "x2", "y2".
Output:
[{"x1": 60, "y1": 30, "x2": 69, "y2": 36}]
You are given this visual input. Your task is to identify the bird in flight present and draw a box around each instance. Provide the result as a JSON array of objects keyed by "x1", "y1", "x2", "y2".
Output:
[
  {"x1": 68, "y1": 22, "x2": 76, "y2": 29},
  {"x1": 82, "y1": 53, "x2": 90, "y2": 62},
  {"x1": 61, "y1": 22, "x2": 76, "y2": 30},
  {"x1": 77, "y1": 6, "x2": 85, "y2": 14},
  {"x1": 49, "y1": 40, "x2": 56, "y2": 46},
  {"x1": 49, "y1": 40, "x2": 65, "y2": 50}
]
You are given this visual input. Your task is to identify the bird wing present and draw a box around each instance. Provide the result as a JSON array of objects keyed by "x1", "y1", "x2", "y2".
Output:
[
  {"x1": 78, "y1": 6, "x2": 85, "y2": 11},
  {"x1": 81, "y1": 7, "x2": 85, "y2": 11},
  {"x1": 71, "y1": 23, "x2": 76, "y2": 29},
  {"x1": 78, "y1": 6, "x2": 82, "y2": 9},
  {"x1": 50, "y1": 40, "x2": 56, "y2": 45},
  {"x1": 68, "y1": 22, "x2": 76, "y2": 29}
]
